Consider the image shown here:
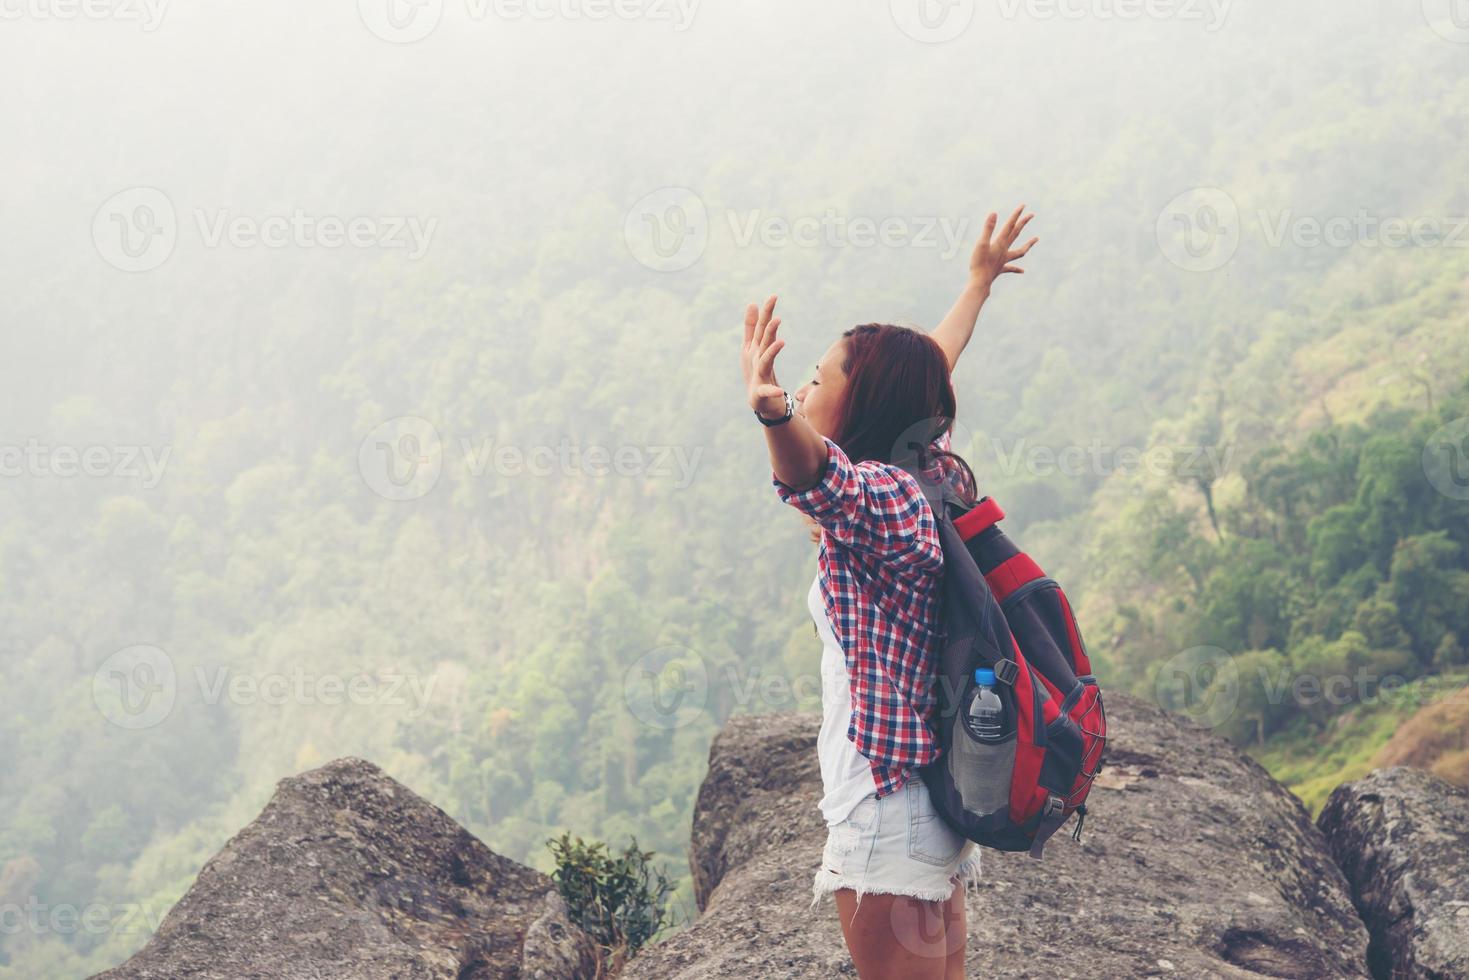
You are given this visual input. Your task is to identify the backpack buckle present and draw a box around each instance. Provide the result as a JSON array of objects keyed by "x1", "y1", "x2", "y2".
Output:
[
  {"x1": 1028, "y1": 795, "x2": 1069, "y2": 861},
  {"x1": 993, "y1": 658, "x2": 1020, "y2": 686}
]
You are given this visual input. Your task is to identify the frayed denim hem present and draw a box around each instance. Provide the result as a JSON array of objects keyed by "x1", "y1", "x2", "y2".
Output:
[
  {"x1": 811, "y1": 869, "x2": 967, "y2": 910},
  {"x1": 954, "y1": 847, "x2": 982, "y2": 900},
  {"x1": 810, "y1": 867, "x2": 845, "y2": 909},
  {"x1": 811, "y1": 848, "x2": 982, "y2": 913}
]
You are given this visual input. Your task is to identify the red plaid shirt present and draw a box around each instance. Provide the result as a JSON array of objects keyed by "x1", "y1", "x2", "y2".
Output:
[{"x1": 775, "y1": 434, "x2": 953, "y2": 798}]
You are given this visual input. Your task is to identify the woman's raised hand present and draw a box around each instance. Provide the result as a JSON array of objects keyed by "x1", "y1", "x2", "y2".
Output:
[
  {"x1": 741, "y1": 295, "x2": 787, "y2": 416},
  {"x1": 968, "y1": 205, "x2": 1038, "y2": 293}
]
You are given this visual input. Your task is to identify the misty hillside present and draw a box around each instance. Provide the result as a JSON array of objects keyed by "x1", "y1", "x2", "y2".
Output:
[{"x1": 3, "y1": 2, "x2": 1469, "y2": 976}]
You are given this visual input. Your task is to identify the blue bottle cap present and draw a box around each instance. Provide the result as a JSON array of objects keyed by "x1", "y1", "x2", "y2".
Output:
[{"x1": 974, "y1": 667, "x2": 997, "y2": 686}]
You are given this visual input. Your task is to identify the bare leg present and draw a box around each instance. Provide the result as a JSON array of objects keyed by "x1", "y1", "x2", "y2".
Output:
[
  {"x1": 832, "y1": 888, "x2": 956, "y2": 979},
  {"x1": 944, "y1": 879, "x2": 968, "y2": 980}
]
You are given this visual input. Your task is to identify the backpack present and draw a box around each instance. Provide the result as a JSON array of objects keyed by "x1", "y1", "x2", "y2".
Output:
[{"x1": 919, "y1": 491, "x2": 1108, "y2": 859}]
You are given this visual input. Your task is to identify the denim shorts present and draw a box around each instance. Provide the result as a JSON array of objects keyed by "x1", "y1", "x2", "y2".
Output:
[{"x1": 811, "y1": 777, "x2": 982, "y2": 908}]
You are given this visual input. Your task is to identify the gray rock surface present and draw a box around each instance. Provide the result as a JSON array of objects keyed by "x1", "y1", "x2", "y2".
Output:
[
  {"x1": 1318, "y1": 767, "x2": 1469, "y2": 980},
  {"x1": 93, "y1": 758, "x2": 598, "y2": 980},
  {"x1": 623, "y1": 693, "x2": 1371, "y2": 979}
]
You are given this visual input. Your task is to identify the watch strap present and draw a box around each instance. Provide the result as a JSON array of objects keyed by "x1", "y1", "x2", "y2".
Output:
[{"x1": 755, "y1": 391, "x2": 795, "y2": 427}]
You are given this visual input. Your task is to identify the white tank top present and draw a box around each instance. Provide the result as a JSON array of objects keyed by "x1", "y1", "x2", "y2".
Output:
[{"x1": 810, "y1": 576, "x2": 877, "y2": 826}]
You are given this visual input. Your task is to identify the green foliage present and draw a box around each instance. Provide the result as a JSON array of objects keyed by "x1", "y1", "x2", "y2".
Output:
[
  {"x1": 546, "y1": 833, "x2": 673, "y2": 959},
  {"x1": 1253, "y1": 672, "x2": 1469, "y2": 814},
  {"x1": 6, "y1": 10, "x2": 1469, "y2": 971},
  {"x1": 1220, "y1": 648, "x2": 1291, "y2": 745},
  {"x1": 1435, "y1": 633, "x2": 1467, "y2": 669},
  {"x1": 1096, "y1": 384, "x2": 1469, "y2": 749}
]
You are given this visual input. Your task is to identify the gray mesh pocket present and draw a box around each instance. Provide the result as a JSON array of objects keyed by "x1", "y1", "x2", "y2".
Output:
[{"x1": 949, "y1": 720, "x2": 1015, "y2": 818}]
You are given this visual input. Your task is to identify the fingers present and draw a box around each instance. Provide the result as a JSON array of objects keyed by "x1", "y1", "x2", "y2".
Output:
[
  {"x1": 762, "y1": 316, "x2": 781, "y2": 355},
  {"x1": 757, "y1": 294, "x2": 777, "y2": 333},
  {"x1": 756, "y1": 333, "x2": 784, "y2": 380},
  {"x1": 744, "y1": 295, "x2": 778, "y2": 364},
  {"x1": 752, "y1": 296, "x2": 776, "y2": 354},
  {"x1": 998, "y1": 204, "x2": 1025, "y2": 243},
  {"x1": 1007, "y1": 235, "x2": 1039, "y2": 261},
  {"x1": 1010, "y1": 213, "x2": 1035, "y2": 245},
  {"x1": 981, "y1": 212, "x2": 998, "y2": 245},
  {"x1": 1001, "y1": 266, "x2": 1025, "y2": 275},
  {"x1": 758, "y1": 338, "x2": 784, "y2": 373}
]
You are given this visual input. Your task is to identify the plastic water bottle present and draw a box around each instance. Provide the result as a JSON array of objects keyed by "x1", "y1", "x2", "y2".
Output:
[{"x1": 967, "y1": 667, "x2": 1005, "y2": 741}]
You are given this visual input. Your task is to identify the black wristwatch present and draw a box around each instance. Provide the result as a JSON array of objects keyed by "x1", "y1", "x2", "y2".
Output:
[{"x1": 754, "y1": 390, "x2": 795, "y2": 427}]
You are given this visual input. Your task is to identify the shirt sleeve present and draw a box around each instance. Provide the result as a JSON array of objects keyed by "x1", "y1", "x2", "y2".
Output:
[{"x1": 773, "y1": 437, "x2": 941, "y2": 563}]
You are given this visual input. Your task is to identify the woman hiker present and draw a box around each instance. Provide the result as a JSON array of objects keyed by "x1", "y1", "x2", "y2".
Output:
[{"x1": 738, "y1": 206, "x2": 1037, "y2": 980}]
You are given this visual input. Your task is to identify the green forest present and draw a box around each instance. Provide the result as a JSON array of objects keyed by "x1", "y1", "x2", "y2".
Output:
[
  {"x1": 3, "y1": 3, "x2": 1469, "y2": 976},
  {"x1": 1130, "y1": 396, "x2": 1469, "y2": 739}
]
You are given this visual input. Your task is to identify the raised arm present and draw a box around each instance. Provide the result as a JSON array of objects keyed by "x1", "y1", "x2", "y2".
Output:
[
  {"x1": 931, "y1": 206, "x2": 1038, "y2": 372},
  {"x1": 742, "y1": 297, "x2": 943, "y2": 562},
  {"x1": 742, "y1": 296, "x2": 828, "y2": 492}
]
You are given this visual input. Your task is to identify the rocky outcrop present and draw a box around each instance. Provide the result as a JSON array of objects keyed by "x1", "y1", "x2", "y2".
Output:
[
  {"x1": 1318, "y1": 768, "x2": 1469, "y2": 980},
  {"x1": 93, "y1": 758, "x2": 598, "y2": 980},
  {"x1": 99, "y1": 700, "x2": 1469, "y2": 979},
  {"x1": 622, "y1": 693, "x2": 1372, "y2": 980}
]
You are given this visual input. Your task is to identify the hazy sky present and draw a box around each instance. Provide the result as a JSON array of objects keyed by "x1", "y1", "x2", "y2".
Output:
[
  {"x1": 5, "y1": 3, "x2": 1468, "y2": 974},
  {"x1": 5, "y1": 0, "x2": 1452, "y2": 432}
]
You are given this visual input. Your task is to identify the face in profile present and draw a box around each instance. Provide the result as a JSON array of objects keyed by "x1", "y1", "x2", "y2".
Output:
[{"x1": 794, "y1": 339, "x2": 848, "y2": 441}]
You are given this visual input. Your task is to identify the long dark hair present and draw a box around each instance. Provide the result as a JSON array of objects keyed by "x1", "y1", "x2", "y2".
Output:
[{"x1": 833, "y1": 323, "x2": 979, "y2": 505}]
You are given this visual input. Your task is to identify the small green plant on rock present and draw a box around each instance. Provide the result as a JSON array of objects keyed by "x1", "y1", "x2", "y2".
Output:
[{"x1": 546, "y1": 832, "x2": 673, "y2": 967}]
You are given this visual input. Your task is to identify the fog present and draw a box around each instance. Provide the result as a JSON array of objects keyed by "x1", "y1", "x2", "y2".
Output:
[{"x1": 3, "y1": 0, "x2": 1467, "y2": 974}]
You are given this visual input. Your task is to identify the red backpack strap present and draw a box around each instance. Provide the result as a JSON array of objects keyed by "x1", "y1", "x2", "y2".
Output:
[
  {"x1": 953, "y1": 496, "x2": 1005, "y2": 540},
  {"x1": 953, "y1": 498, "x2": 1047, "y2": 604}
]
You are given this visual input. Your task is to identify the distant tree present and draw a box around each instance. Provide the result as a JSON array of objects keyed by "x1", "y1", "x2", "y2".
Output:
[
  {"x1": 1388, "y1": 532, "x2": 1469, "y2": 659},
  {"x1": 1199, "y1": 539, "x2": 1296, "y2": 652},
  {"x1": 1306, "y1": 503, "x2": 1371, "y2": 583},
  {"x1": 1225, "y1": 648, "x2": 1292, "y2": 745},
  {"x1": 1288, "y1": 635, "x2": 1351, "y2": 727},
  {"x1": 1351, "y1": 590, "x2": 1411, "y2": 653},
  {"x1": 1353, "y1": 434, "x2": 1429, "y2": 568},
  {"x1": 1434, "y1": 633, "x2": 1466, "y2": 669}
]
